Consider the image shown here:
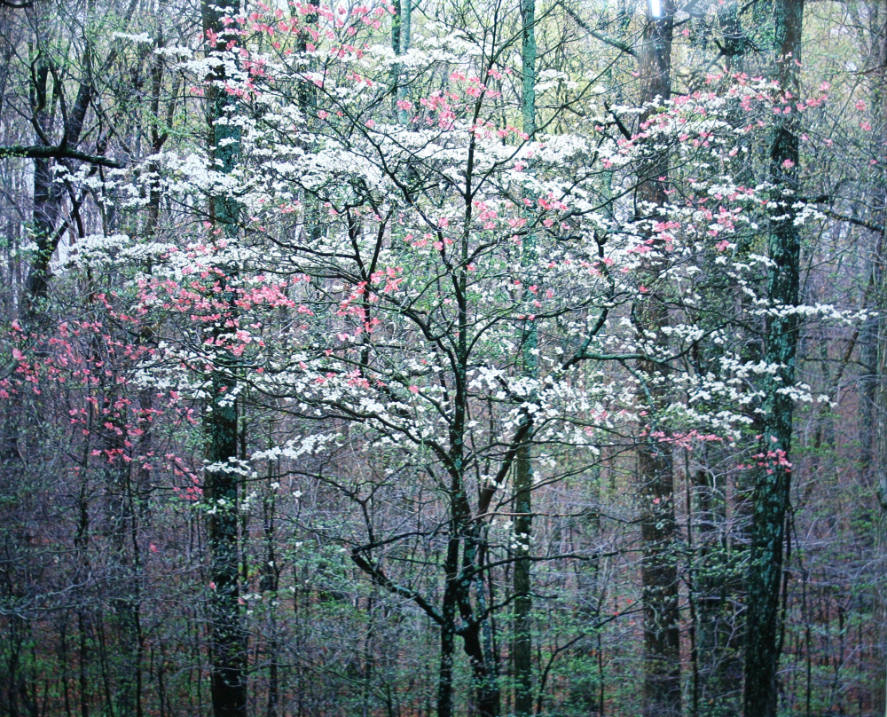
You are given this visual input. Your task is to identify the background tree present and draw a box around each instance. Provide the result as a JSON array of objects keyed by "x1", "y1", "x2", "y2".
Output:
[
  {"x1": 743, "y1": 2, "x2": 805, "y2": 715},
  {"x1": 633, "y1": 1, "x2": 680, "y2": 715}
]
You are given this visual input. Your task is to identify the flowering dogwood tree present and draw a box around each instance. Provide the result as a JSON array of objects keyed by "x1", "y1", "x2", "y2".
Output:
[
  {"x1": 95, "y1": 3, "x2": 848, "y2": 714},
  {"x1": 0, "y1": 1, "x2": 871, "y2": 714}
]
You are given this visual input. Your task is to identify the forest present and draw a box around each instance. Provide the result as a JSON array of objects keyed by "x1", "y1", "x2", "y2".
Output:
[{"x1": 0, "y1": 0, "x2": 884, "y2": 715}]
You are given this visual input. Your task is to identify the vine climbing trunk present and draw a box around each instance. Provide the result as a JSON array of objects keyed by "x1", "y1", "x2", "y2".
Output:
[
  {"x1": 743, "y1": 1, "x2": 803, "y2": 716},
  {"x1": 201, "y1": 3, "x2": 247, "y2": 717},
  {"x1": 635, "y1": 2, "x2": 680, "y2": 716}
]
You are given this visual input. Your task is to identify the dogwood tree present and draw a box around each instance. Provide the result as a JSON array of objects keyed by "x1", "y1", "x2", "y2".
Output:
[
  {"x1": 97, "y1": 4, "x2": 850, "y2": 714},
  {"x1": 0, "y1": 1, "x2": 870, "y2": 714}
]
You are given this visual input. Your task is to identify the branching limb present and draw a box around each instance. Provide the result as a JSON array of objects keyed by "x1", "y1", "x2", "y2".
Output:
[{"x1": 0, "y1": 144, "x2": 122, "y2": 168}]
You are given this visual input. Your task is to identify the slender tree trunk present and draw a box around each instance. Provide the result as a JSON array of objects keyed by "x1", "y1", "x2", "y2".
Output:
[
  {"x1": 743, "y1": 2, "x2": 804, "y2": 715},
  {"x1": 513, "y1": 0, "x2": 536, "y2": 712},
  {"x1": 693, "y1": 466, "x2": 738, "y2": 717},
  {"x1": 390, "y1": 0, "x2": 413, "y2": 123},
  {"x1": 261, "y1": 470, "x2": 281, "y2": 717},
  {"x1": 438, "y1": 534, "x2": 459, "y2": 717},
  {"x1": 459, "y1": 523, "x2": 499, "y2": 717},
  {"x1": 75, "y1": 473, "x2": 91, "y2": 717},
  {"x1": 390, "y1": 0, "x2": 402, "y2": 115},
  {"x1": 438, "y1": 366, "x2": 469, "y2": 717},
  {"x1": 438, "y1": 228, "x2": 501, "y2": 717},
  {"x1": 106, "y1": 435, "x2": 143, "y2": 717},
  {"x1": 636, "y1": 2, "x2": 680, "y2": 716},
  {"x1": 860, "y1": 14, "x2": 887, "y2": 715}
]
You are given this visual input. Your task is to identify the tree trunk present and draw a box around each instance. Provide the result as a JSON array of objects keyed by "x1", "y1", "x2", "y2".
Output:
[
  {"x1": 742, "y1": 2, "x2": 804, "y2": 715},
  {"x1": 24, "y1": 46, "x2": 94, "y2": 323},
  {"x1": 438, "y1": 533, "x2": 459, "y2": 717},
  {"x1": 513, "y1": 0, "x2": 536, "y2": 712},
  {"x1": 636, "y1": 2, "x2": 680, "y2": 716},
  {"x1": 201, "y1": 3, "x2": 247, "y2": 716},
  {"x1": 860, "y1": 12, "x2": 887, "y2": 715}
]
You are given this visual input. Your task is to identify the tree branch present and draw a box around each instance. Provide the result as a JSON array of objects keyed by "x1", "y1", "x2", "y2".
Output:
[
  {"x1": 562, "y1": 5, "x2": 636, "y2": 57},
  {"x1": 350, "y1": 549, "x2": 444, "y2": 624},
  {"x1": 807, "y1": 195, "x2": 885, "y2": 235},
  {"x1": 0, "y1": 144, "x2": 122, "y2": 168}
]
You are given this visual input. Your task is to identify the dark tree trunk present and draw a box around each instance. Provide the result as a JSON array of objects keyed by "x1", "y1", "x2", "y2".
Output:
[
  {"x1": 24, "y1": 61, "x2": 63, "y2": 319},
  {"x1": 24, "y1": 51, "x2": 93, "y2": 322},
  {"x1": 636, "y1": 2, "x2": 680, "y2": 716},
  {"x1": 206, "y1": 370, "x2": 247, "y2": 717},
  {"x1": 513, "y1": 0, "x2": 536, "y2": 711},
  {"x1": 201, "y1": 3, "x2": 247, "y2": 716},
  {"x1": 743, "y1": 2, "x2": 804, "y2": 715},
  {"x1": 458, "y1": 523, "x2": 499, "y2": 717},
  {"x1": 437, "y1": 533, "x2": 459, "y2": 717}
]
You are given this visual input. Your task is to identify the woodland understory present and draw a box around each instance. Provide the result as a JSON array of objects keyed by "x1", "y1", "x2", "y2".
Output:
[{"x1": 1, "y1": 0, "x2": 886, "y2": 715}]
